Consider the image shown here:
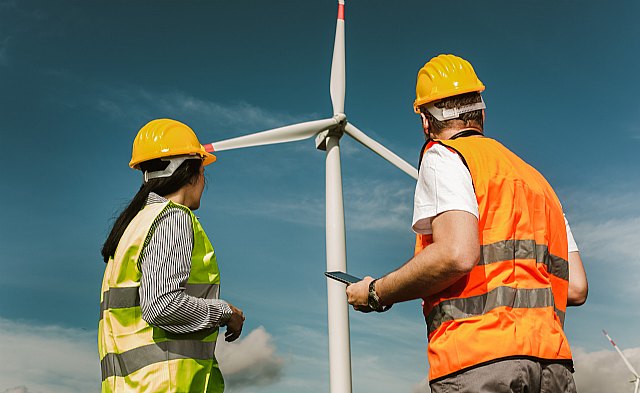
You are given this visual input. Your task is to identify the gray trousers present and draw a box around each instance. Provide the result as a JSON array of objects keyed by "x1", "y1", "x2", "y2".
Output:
[{"x1": 429, "y1": 359, "x2": 577, "y2": 393}]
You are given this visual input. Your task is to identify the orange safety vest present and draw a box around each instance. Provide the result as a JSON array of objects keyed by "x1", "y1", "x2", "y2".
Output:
[{"x1": 415, "y1": 136, "x2": 572, "y2": 382}]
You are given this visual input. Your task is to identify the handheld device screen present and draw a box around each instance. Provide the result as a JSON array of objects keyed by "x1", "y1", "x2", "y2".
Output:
[{"x1": 324, "y1": 271, "x2": 361, "y2": 285}]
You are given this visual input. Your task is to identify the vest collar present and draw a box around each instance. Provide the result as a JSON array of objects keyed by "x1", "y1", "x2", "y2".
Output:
[{"x1": 449, "y1": 128, "x2": 484, "y2": 140}]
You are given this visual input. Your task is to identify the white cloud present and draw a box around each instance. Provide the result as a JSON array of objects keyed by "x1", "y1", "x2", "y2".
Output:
[
  {"x1": 0, "y1": 318, "x2": 99, "y2": 393},
  {"x1": 80, "y1": 80, "x2": 415, "y2": 180},
  {"x1": 563, "y1": 187, "x2": 640, "y2": 297},
  {"x1": 230, "y1": 178, "x2": 413, "y2": 232},
  {"x1": 573, "y1": 345, "x2": 640, "y2": 393},
  {"x1": 238, "y1": 192, "x2": 324, "y2": 227},
  {"x1": 349, "y1": 310, "x2": 427, "y2": 350},
  {"x1": 230, "y1": 323, "x2": 345, "y2": 392},
  {"x1": 410, "y1": 378, "x2": 430, "y2": 393},
  {"x1": 266, "y1": 314, "x2": 429, "y2": 393},
  {"x1": 348, "y1": 312, "x2": 430, "y2": 393},
  {"x1": 562, "y1": 183, "x2": 640, "y2": 222},
  {"x1": 573, "y1": 215, "x2": 640, "y2": 265},
  {"x1": 344, "y1": 179, "x2": 413, "y2": 231},
  {"x1": 1, "y1": 387, "x2": 30, "y2": 393},
  {"x1": 94, "y1": 87, "x2": 317, "y2": 137},
  {"x1": 216, "y1": 326, "x2": 284, "y2": 390},
  {"x1": 404, "y1": 346, "x2": 640, "y2": 393},
  {"x1": 0, "y1": 317, "x2": 282, "y2": 393},
  {"x1": 407, "y1": 346, "x2": 640, "y2": 393},
  {"x1": 40, "y1": 71, "x2": 322, "y2": 140}
]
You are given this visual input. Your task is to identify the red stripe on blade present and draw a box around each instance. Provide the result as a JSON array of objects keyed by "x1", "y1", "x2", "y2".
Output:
[
  {"x1": 203, "y1": 143, "x2": 214, "y2": 152},
  {"x1": 337, "y1": 4, "x2": 345, "y2": 20}
]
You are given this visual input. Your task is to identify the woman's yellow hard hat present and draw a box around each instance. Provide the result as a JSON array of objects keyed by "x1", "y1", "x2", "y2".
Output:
[
  {"x1": 413, "y1": 54, "x2": 485, "y2": 113},
  {"x1": 129, "y1": 119, "x2": 216, "y2": 169}
]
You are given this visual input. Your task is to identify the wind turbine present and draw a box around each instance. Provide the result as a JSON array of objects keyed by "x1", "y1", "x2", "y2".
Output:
[
  {"x1": 603, "y1": 330, "x2": 640, "y2": 393},
  {"x1": 202, "y1": 1, "x2": 418, "y2": 392}
]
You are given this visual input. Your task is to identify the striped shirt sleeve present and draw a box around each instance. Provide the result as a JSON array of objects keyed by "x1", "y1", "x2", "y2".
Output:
[{"x1": 138, "y1": 197, "x2": 232, "y2": 334}]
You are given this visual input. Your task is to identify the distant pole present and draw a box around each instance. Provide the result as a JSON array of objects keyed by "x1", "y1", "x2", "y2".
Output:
[
  {"x1": 325, "y1": 132, "x2": 352, "y2": 393},
  {"x1": 603, "y1": 330, "x2": 640, "y2": 393}
]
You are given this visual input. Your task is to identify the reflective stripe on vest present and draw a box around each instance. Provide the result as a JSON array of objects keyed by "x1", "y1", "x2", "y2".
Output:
[
  {"x1": 101, "y1": 340, "x2": 217, "y2": 379},
  {"x1": 98, "y1": 201, "x2": 223, "y2": 392},
  {"x1": 427, "y1": 286, "x2": 554, "y2": 335},
  {"x1": 99, "y1": 283, "x2": 220, "y2": 320},
  {"x1": 415, "y1": 137, "x2": 572, "y2": 381},
  {"x1": 480, "y1": 239, "x2": 569, "y2": 281}
]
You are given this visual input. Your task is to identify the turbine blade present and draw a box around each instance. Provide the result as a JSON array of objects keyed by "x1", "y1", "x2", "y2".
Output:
[
  {"x1": 204, "y1": 118, "x2": 339, "y2": 152},
  {"x1": 603, "y1": 330, "x2": 640, "y2": 378},
  {"x1": 329, "y1": 0, "x2": 346, "y2": 115},
  {"x1": 344, "y1": 122, "x2": 418, "y2": 180}
]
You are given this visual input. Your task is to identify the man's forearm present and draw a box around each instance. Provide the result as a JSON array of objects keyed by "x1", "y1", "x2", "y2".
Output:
[
  {"x1": 345, "y1": 210, "x2": 479, "y2": 309},
  {"x1": 376, "y1": 241, "x2": 473, "y2": 306},
  {"x1": 376, "y1": 210, "x2": 480, "y2": 306}
]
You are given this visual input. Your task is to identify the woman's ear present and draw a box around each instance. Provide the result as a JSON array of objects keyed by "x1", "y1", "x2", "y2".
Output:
[{"x1": 420, "y1": 112, "x2": 430, "y2": 139}]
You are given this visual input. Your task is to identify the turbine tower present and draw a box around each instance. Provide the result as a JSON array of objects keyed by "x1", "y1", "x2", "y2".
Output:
[
  {"x1": 203, "y1": 1, "x2": 418, "y2": 392},
  {"x1": 603, "y1": 330, "x2": 639, "y2": 393}
]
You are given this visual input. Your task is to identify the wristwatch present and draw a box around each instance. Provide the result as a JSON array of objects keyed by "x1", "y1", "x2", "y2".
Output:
[{"x1": 368, "y1": 279, "x2": 391, "y2": 312}]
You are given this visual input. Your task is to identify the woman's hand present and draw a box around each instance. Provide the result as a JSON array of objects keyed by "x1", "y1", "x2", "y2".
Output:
[{"x1": 225, "y1": 304, "x2": 245, "y2": 342}]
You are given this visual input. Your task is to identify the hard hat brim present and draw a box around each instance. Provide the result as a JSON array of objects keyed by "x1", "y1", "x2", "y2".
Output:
[
  {"x1": 202, "y1": 151, "x2": 216, "y2": 166},
  {"x1": 129, "y1": 149, "x2": 217, "y2": 169}
]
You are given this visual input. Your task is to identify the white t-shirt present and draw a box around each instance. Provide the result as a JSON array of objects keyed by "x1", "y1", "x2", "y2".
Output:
[{"x1": 412, "y1": 144, "x2": 579, "y2": 252}]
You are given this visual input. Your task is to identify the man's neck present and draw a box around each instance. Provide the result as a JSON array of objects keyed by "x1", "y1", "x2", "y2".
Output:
[{"x1": 434, "y1": 126, "x2": 483, "y2": 141}]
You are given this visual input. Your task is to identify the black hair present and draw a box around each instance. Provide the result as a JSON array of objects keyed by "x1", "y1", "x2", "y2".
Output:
[
  {"x1": 100, "y1": 158, "x2": 202, "y2": 263},
  {"x1": 420, "y1": 92, "x2": 484, "y2": 136}
]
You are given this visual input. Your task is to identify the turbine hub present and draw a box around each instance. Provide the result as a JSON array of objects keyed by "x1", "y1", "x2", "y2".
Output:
[{"x1": 315, "y1": 113, "x2": 348, "y2": 151}]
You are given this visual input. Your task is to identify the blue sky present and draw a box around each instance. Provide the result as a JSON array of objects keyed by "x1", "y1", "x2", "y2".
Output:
[{"x1": 1, "y1": 0, "x2": 639, "y2": 392}]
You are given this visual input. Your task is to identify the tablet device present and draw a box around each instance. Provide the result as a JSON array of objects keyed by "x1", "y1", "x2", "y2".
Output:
[{"x1": 325, "y1": 271, "x2": 362, "y2": 285}]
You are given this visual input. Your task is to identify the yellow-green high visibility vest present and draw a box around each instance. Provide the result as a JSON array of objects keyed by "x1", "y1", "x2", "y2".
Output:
[{"x1": 99, "y1": 201, "x2": 224, "y2": 392}]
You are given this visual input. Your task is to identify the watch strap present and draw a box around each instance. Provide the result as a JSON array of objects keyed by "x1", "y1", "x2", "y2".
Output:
[{"x1": 368, "y1": 279, "x2": 392, "y2": 313}]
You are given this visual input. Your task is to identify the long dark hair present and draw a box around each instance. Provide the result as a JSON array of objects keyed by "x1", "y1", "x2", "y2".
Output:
[{"x1": 101, "y1": 158, "x2": 202, "y2": 263}]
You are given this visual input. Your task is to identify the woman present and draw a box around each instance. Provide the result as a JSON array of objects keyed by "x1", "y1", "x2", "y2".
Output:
[{"x1": 99, "y1": 118, "x2": 244, "y2": 392}]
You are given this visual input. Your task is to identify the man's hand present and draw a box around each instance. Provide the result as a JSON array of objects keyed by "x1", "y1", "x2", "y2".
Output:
[
  {"x1": 346, "y1": 276, "x2": 374, "y2": 312},
  {"x1": 225, "y1": 304, "x2": 245, "y2": 342}
]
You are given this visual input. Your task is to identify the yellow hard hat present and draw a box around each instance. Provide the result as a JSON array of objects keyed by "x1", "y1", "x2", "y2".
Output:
[
  {"x1": 129, "y1": 118, "x2": 216, "y2": 169},
  {"x1": 413, "y1": 54, "x2": 485, "y2": 113}
]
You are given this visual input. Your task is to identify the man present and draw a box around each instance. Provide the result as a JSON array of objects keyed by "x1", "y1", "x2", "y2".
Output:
[{"x1": 346, "y1": 54, "x2": 588, "y2": 392}]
